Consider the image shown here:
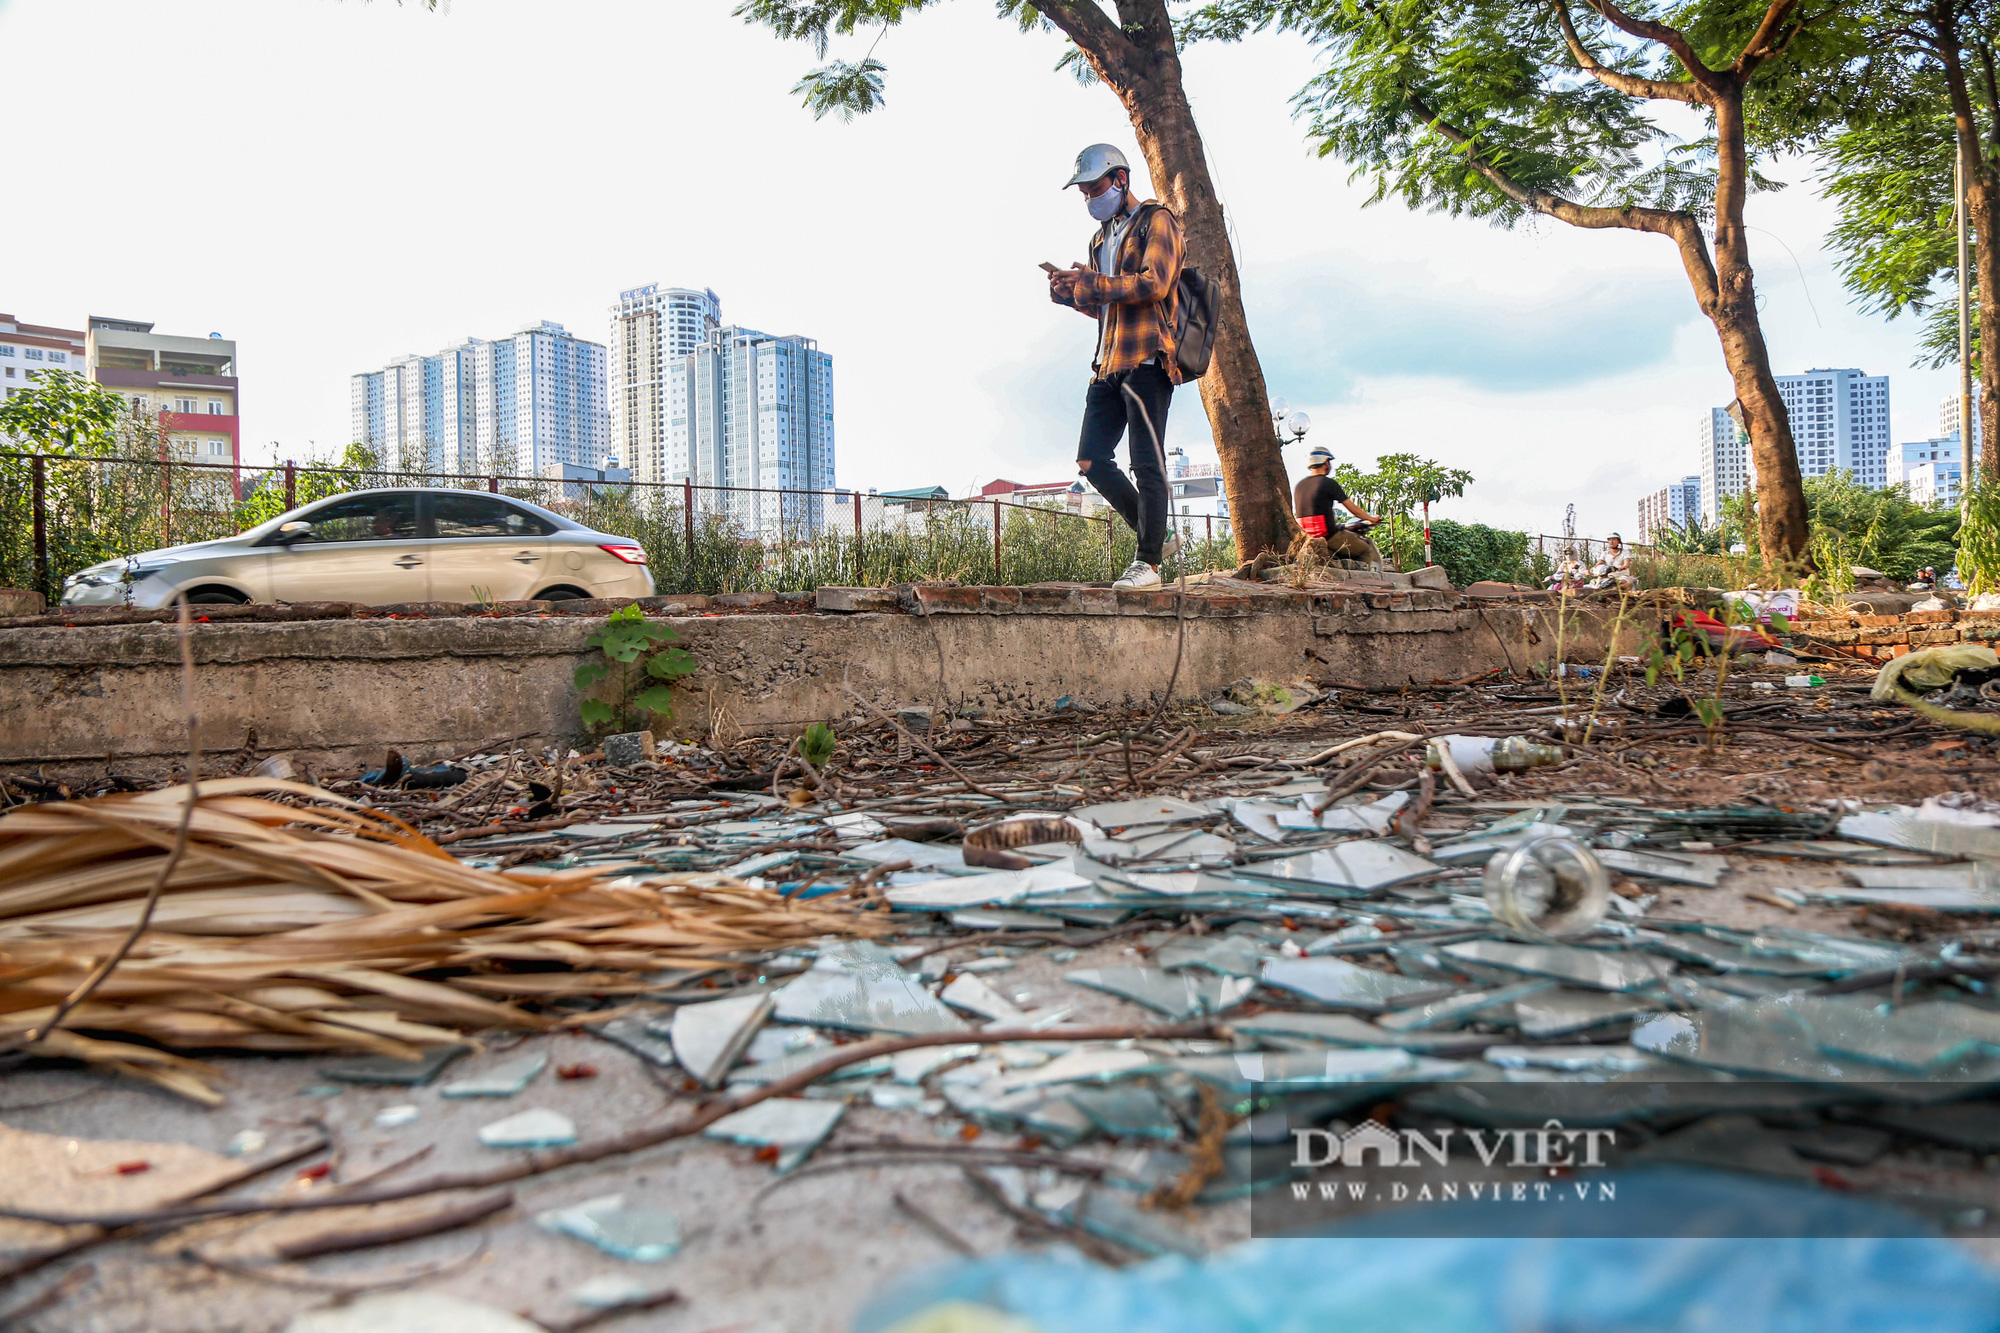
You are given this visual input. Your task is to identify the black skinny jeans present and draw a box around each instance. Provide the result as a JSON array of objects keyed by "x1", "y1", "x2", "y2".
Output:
[{"x1": 1077, "y1": 362, "x2": 1174, "y2": 566}]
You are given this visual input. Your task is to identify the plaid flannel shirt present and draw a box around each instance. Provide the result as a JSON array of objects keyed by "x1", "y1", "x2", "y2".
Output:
[{"x1": 1063, "y1": 199, "x2": 1185, "y2": 385}]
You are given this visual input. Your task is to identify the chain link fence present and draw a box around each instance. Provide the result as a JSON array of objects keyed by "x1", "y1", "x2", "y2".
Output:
[{"x1": 1, "y1": 452, "x2": 1240, "y2": 602}]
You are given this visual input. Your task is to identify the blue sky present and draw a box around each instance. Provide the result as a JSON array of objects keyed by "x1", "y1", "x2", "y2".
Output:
[{"x1": 0, "y1": 0, "x2": 1957, "y2": 539}]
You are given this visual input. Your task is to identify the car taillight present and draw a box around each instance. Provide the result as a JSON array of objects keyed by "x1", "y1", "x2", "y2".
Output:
[{"x1": 600, "y1": 545, "x2": 648, "y2": 564}]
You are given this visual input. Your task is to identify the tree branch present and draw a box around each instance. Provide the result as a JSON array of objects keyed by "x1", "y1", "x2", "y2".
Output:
[
  {"x1": 1551, "y1": 0, "x2": 1705, "y2": 103},
  {"x1": 1733, "y1": 0, "x2": 1803, "y2": 75},
  {"x1": 1404, "y1": 89, "x2": 1721, "y2": 310},
  {"x1": 1034, "y1": 0, "x2": 1136, "y2": 72},
  {"x1": 1583, "y1": 0, "x2": 1721, "y2": 86}
]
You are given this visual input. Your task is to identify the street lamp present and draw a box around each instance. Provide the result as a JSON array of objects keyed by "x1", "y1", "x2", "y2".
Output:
[{"x1": 1272, "y1": 398, "x2": 1312, "y2": 446}]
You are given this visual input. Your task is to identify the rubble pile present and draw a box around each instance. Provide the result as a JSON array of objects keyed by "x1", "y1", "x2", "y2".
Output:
[{"x1": 7, "y1": 648, "x2": 2000, "y2": 1327}]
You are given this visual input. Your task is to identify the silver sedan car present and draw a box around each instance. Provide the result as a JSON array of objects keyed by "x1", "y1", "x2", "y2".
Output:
[{"x1": 60, "y1": 488, "x2": 657, "y2": 608}]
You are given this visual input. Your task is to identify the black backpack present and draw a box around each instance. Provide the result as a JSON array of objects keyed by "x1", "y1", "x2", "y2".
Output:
[{"x1": 1127, "y1": 204, "x2": 1218, "y2": 381}]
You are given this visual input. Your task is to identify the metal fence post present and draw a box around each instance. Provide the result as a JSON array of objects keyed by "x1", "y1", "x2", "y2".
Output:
[
  {"x1": 683, "y1": 477, "x2": 695, "y2": 579},
  {"x1": 992, "y1": 500, "x2": 1002, "y2": 584},
  {"x1": 853, "y1": 490, "x2": 863, "y2": 585},
  {"x1": 1105, "y1": 514, "x2": 1116, "y2": 579},
  {"x1": 487, "y1": 475, "x2": 499, "y2": 494},
  {"x1": 31, "y1": 454, "x2": 48, "y2": 603},
  {"x1": 284, "y1": 460, "x2": 296, "y2": 512}
]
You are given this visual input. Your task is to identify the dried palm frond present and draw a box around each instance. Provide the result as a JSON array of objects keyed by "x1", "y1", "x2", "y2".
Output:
[{"x1": 0, "y1": 780, "x2": 883, "y2": 1102}]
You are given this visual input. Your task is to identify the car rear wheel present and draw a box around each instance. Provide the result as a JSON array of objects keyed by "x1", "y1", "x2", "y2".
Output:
[
  {"x1": 533, "y1": 585, "x2": 592, "y2": 602},
  {"x1": 183, "y1": 587, "x2": 249, "y2": 605}
]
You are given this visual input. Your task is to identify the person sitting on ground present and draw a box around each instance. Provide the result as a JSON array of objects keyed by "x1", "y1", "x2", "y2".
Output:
[
  {"x1": 1293, "y1": 446, "x2": 1381, "y2": 561},
  {"x1": 1548, "y1": 547, "x2": 1587, "y2": 593}
]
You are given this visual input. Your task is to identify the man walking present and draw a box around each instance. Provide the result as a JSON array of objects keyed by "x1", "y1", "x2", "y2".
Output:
[{"x1": 1049, "y1": 143, "x2": 1184, "y2": 590}]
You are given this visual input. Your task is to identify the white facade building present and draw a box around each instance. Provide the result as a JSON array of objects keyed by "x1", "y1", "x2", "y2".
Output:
[
  {"x1": 1910, "y1": 458, "x2": 1964, "y2": 507},
  {"x1": 1941, "y1": 386, "x2": 1983, "y2": 459},
  {"x1": 351, "y1": 321, "x2": 607, "y2": 477},
  {"x1": 1697, "y1": 407, "x2": 1749, "y2": 521},
  {"x1": 1774, "y1": 368, "x2": 1890, "y2": 488},
  {"x1": 666, "y1": 325, "x2": 835, "y2": 536},
  {"x1": 1638, "y1": 475, "x2": 1701, "y2": 542},
  {"x1": 609, "y1": 285, "x2": 721, "y2": 485},
  {"x1": 1900, "y1": 435, "x2": 1961, "y2": 482}
]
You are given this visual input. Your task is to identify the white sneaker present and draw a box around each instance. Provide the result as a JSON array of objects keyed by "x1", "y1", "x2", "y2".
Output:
[
  {"x1": 1160, "y1": 532, "x2": 1183, "y2": 563},
  {"x1": 1114, "y1": 560, "x2": 1163, "y2": 590}
]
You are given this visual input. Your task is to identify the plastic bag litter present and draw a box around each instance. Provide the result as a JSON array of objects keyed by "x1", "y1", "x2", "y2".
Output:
[
  {"x1": 1872, "y1": 644, "x2": 2000, "y2": 701},
  {"x1": 858, "y1": 1169, "x2": 2000, "y2": 1333}
]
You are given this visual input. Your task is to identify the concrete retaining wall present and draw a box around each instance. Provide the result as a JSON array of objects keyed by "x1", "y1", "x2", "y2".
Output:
[{"x1": 0, "y1": 590, "x2": 1623, "y2": 778}]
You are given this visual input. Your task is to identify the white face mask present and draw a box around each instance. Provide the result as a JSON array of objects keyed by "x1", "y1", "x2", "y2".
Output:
[{"x1": 1086, "y1": 185, "x2": 1124, "y2": 223}]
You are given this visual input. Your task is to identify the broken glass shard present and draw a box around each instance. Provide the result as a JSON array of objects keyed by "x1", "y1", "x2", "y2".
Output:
[
  {"x1": 566, "y1": 1275, "x2": 660, "y2": 1310},
  {"x1": 1087, "y1": 829, "x2": 1239, "y2": 864},
  {"x1": 1441, "y1": 939, "x2": 1674, "y2": 992},
  {"x1": 1845, "y1": 863, "x2": 1997, "y2": 889},
  {"x1": 1153, "y1": 935, "x2": 1267, "y2": 977},
  {"x1": 703, "y1": 1097, "x2": 845, "y2": 1172},
  {"x1": 949, "y1": 908, "x2": 1069, "y2": 931},
  {"x1": 1230, "y1": 1011, "x2": 1494, "y2": 1053},
  {"x1": 1377, "y1": 981, "x2": 1552, "y2": 1032},
  {"x1": 1800, "y1": 884, "x2": 2000, "y2": 912},
  {"x1": 824, "y1": 812, "x2": 889, "y2": 840},
  {"x1": 1483, "y1": 1044, "x2": 1652, "y2": 1072},
  {"x1": 989, "y1": 1045, "x2": 1155, "y2": 1093},
  {"x1": 1070, "y1": 1189, "x2": 1206, "y2": 1259},
  {"x1": 1306, "y1": 792, "x2": 1410, "y2": 834},
  {"x1": 671, "y1": 990, "x2": 775, "y2": 1088},
  {"x1": 590, "y1": 1013, "x2": 679, "y2": 1068},
  {"x1": 1074, "y1": 796, "x2": 1212, "y2": 830},
  {"x1": 535, "y1": 1194, "x2": 682, "y2": 1261},
  {"x1": 1631, "y1": 1006, "x2": 1861, "y2": 1080},
  {"x1": 847, "y1": 839, "x2": 968, "y2": 870},
  {"x1": 1065, "y1": 966, "x2": 1254, "y2": 1018},
  {"x1": 1592, "y1": 847, "x2": 1727, "y2": 887},
  {"x1": 323, "y1": 1045, "x2": 468, "y2": 1086},
  {"x1": 1227, "y1": 800, "x2": 1291, "y2": 844},
  {"x1": 440, "y1": 1052, "x2": 548, "y2": 1098},
  {"x1": 1175, "y1": 1048, "x2": 1473, "y2": 1093},
  {"x1": 1258, "y1": 956, "x2": 1450, "y2": 1011},
  {"x1": 1236, "y1": 842, "x2": 1443, "y2": 894},
  {"x1": 1839, "y1": 810, "x2": 2000, "y2": 860},
  {"x1": 282, "y1": 1292, "x2": 544, "y2": 1333},
  {"x1": 744, "y1": 1026, "x2": 825, "y2": 1064},
  {"x1": 1512, "y1": 988, "x2": 1662, "y2": 1039},
  {"x1": 940, "y1": 972, "x2": 1027, "y2": 1024},
  {"x1": 885, "y1": 862, "x2": 1089, "y2": 910},
  {"x1": 892, "y1": 1043, "x2": 980, "y2": 1083},
  {"x1": 477, "y1": 1107, "x2": 577, "y2": 1148},
  {"x1": 726, "y1": 1049, "x2": 889, "y2": 1086},
  {"x1": 772, "y1": 940, "x2": 969, "y2": 1035},
  {"x1": 1068, "y1": 1085, "x2": 1182, "y2": 1139}
]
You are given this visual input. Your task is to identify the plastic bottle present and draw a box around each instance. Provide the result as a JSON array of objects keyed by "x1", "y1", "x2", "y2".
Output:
[
  {"x1": 1784, "y1": 674, "x2": 1825, "y2": 688},
  {"x1": 1425, "y1": 734, "x2": 1566, "y2": 775}
]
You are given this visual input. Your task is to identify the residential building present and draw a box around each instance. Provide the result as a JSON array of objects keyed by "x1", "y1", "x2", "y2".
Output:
[
  {"x1": 1637, "y1": 475, "x2": 1702, "y2": 542},
  {"x1": 1169, "y1": 451, "x2": 1230, "y2": 522},
  {"x1": 609, "y1": 285, "x2": 721, "y2": 485},
  {"x1": 1941, "y1": 386, "x2": 1983, "y2": 459},
  {"x1": 1697, "y1": 407, "x2": 1749, "y2": 521},
  {"x1": 351, "y1": 321, "x2": 607, "y2": 478},
  {"x1": 1899, "y1": 435, "x2": 1961, "y2": 483},
  {"x1": 86, "y1": 316, "x2": 239, "y2": 468},
  {"x1": 1773, "y1": 367, "x2": 1891, "y2": 489},
  {"x1": 667, "y1": 324, "x2": 834, "y2": 537},
  {"x1": 540, "y1": 458, "x2": 633, "y2": 506},
  {"x1": 1910, "y1": 458, "x2": 1964, "y2": 507},
  {"x1": 0, "y1": 315, "x2": 85, "y2": 408}
]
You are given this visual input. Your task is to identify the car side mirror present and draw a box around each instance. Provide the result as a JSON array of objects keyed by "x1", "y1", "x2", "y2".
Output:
[{"x1": 277, "y1": 521, "x2": 313, "y2": 545}]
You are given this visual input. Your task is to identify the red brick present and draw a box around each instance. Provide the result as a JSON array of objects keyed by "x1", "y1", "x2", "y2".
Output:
[
  {"x1": 1078, "y1": 588, "x2": 1118, "y2": 615},
  {"x1": 978, "y1": 586, "x2": 1023, "y2": 613},
  {"x1": 910, "y1": 585, "x2": 983, "y2": 614},
  {"x1": 1857, "y1": 627, "x2": 1910, "y2": 645},
  {"x1": 1909, "y1": 627, "x2": 1961, "y2": 645},
  {"x1": 1906, "y1": 609, "x2": 1955, "y2": 624},
  {"x1": 1017, "y1": 586, "x2": 1081, "y2": 615},
  {"x1": 1855, "y1": 614, "x2": 1903, "y2": 627},
  {"x1": 1200, "y1": 594, "x2": 1251, "y2": 617}
]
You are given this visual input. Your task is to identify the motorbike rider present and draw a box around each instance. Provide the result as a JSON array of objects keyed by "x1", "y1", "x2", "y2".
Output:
[{"x1": 1294, "y1": 446, "x2": 1382, "y2": 559}]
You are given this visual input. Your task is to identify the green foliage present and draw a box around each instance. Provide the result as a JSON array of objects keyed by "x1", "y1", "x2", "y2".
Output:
[
  {"x1": 792, "y1": 57, "x2": 885, "y2": 119},
  {"x1": 1331, "y1": 451, "x2": 1475, "y2": 571},
  {"x1": 575, "y1": 603, "x2": 698, "y2": 733},
  {"x1": 1725, "y1": 471, "x2": 1958, "y2": 584},
  {"x1": 1422, "y1": 519, "x2": 1533, "y2": 586},
  {"x1": 799, "y1": 721, "x2": 837, "y2": 768},
  {"x1": 234, "y1": 444, "x2": 379, "y2": 529},
  {"x1": 0, "y1": 369, "x2": 126, "y2": 453},
  {"x1": 1959, "y1": 485, "x2": 2000, "y2": 595},
  {"x1": 1652, "y1": 515, "x2": 1728, "y2": 556},
  {"x1": 1183, "y1": 0, "x2": 1808, "y2": 229}
]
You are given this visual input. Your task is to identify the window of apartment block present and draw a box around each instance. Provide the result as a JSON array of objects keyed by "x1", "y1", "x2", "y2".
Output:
[
  {"x1": 175, "y1": 397, "x2": 195, "y2": 413},
  {"x1": 208, "y1": 439, "x2": 228, "y2": 457},
  {"x1": 49, "y1": 351, "x2": 66, "y2": 363},
  {"x1": 2, "y1": 368, "x2": 10, "y2": 379},
  {"x1": 24, "y1": 348, "x2": 43, "y2": 360},
  {"x1": 0, "y1": 345, "x2": 12, "y2": 357}
]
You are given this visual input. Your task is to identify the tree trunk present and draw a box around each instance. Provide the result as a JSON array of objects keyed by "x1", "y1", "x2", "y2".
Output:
[
  {"x1": 1078, "y1": 4, "x2": 1296, "y2": 559},
  {"x1": 1972, "y1": 158, "x2": 2000, "y2": 483},
  {"x1": 1710, "y1": 90, "x2": 1811, "y2": 568}
]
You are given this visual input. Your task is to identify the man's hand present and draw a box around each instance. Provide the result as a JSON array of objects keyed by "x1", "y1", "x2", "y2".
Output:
[{"x1": 1048, "y1": 262, "x2": 1087, "y2": 305}]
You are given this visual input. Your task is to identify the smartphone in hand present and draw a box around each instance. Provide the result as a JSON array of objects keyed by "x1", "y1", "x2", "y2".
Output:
[{"x1": 1039, "y1": 262, "x2": 1061, "y2": 274}]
